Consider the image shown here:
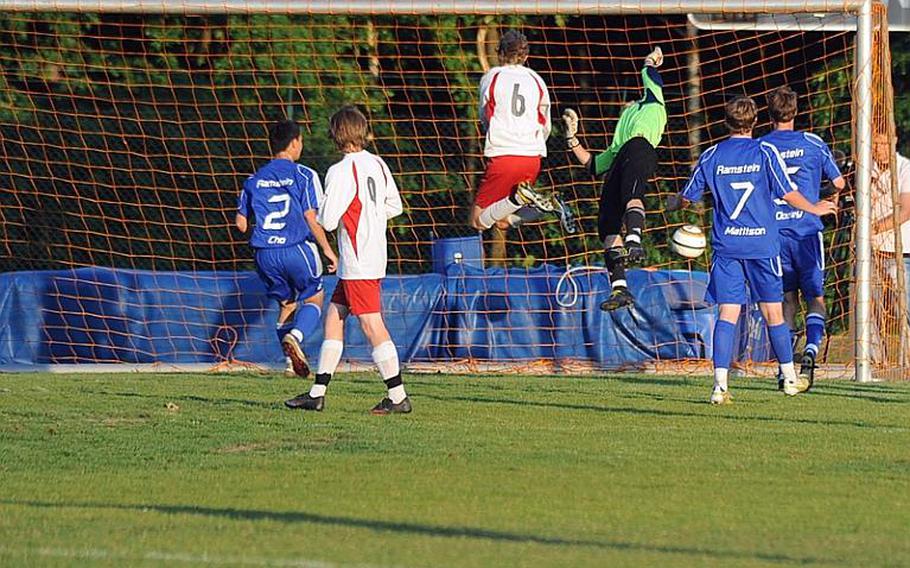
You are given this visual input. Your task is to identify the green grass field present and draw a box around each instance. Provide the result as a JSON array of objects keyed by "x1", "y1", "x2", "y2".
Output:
[{"x1": 1, "y1": 372, "x2": 908, "y2": 567}]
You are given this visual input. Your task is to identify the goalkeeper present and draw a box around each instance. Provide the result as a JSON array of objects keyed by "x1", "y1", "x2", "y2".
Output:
[{"x1": 563, "y1": 47, "x2": 666, "y2": 311}]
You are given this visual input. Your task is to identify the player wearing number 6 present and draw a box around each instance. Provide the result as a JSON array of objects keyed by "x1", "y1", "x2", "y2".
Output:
[
  {"x1": 759, "y1": 86, "x2": 845, "y2": 389},
  {"x1": 235, "y1": 119, "x2": 338, "y2": 379},
  {"x1": 470, "y1": 30, "x2": 575, "y2": 234},
  {"x1": 285, "y1": 106, "x2": 411, "y2": 415},
  {"x1": 667, "y1": 96, "x2": 836, "y2": 404}
]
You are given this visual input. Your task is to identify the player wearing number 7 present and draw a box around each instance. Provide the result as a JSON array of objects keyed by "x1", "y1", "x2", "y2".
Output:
[
  {"x1": 235, "y1": 119, "x2": 338, "y2": 379},
  {"x1": 285, "y1": 106, "x2": 412, "y2": 414},
  {"x1": 667, "y1": 96, "x2": 836, "y2": 404}
]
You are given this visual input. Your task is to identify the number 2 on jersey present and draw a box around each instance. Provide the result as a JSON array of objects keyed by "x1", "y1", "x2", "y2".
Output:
[
  {"x1": 729, "y1": 181, "x2": 755, "y2": 220},
  {"x1": 262, "y1": 193, "x2": 291, "y2": 230}
]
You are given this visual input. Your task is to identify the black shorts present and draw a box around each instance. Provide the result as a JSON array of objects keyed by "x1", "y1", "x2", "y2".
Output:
[{"x1": 594, "y1": 137, "x2": 657, "y2": 242}]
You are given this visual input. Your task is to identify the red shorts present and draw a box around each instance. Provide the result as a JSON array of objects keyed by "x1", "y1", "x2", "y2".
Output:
[
  {"x1": 474, "y1": 155, "x2": 541, "y2": 208},
  {"x1": 330, "y1": 279, "x2": 382, "y2": 316}
]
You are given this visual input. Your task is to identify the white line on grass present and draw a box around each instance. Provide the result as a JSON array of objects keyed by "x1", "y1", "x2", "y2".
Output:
[{"x1": 0, "y1": 546, "x2": 394, "y2": 568}]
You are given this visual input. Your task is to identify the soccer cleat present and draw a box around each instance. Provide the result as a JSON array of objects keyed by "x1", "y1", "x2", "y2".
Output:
[
  {"x1": 514, "y1": 181, "x2": 557, "y2": 213},
  {"x1": 284, "y1": 358, "x2": 296, "y2": 378},
  {"x1": 553, "y1": 193, "x2": 578, "y2": 234},
  {"x1": 281, "y1": 334, "x2": 311, "y2": 378},
  {"x1": 284, "y1": 392, "x2": 325, "y2": 411},
  {"x1": 624, "y1": 239, "x2": 645, "y2": 263},
  {"x1": 782, "y1": 375, "x2": 811, "y2": 396},
  {"x1": 709, "y1": 387, "x2": 732, "y2": 405},
  {"x1": 600, "y1": 287, "x2": 634, "y2": 311},
  {"x1": 800, "y1": 350, "x2": 817, "y2": 392},
  {"x1": 645, "y1": 46, "x2": 664, "y2": 68},
  {"x1": 370, "y1": 396, "x2": 412, "y2": 415}
]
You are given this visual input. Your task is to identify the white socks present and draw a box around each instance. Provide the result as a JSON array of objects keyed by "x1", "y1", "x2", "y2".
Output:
[
  {"x1": 372, "y1": 341, "x2": 407, "y2": 403},
  {"x1": 478, "y1": 196, "x2": 521, "y2": 230},
  {"x1": 310, "y1": 339, "x2": 343, "y2": 398},
  {"x1": 714, "y1": 368, "x2": 729, "y2": 392}
]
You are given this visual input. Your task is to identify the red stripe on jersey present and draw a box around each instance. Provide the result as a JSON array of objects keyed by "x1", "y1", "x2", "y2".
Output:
[
  {"x1": 342, "y1": 162, "x2": 363, "y2": 258},
  {"x1": 533, "y1": 75, "x2": 546, "y2": 127},
  {"x1": 485, "y1": 71, "x2": 501, "y2": 123}
]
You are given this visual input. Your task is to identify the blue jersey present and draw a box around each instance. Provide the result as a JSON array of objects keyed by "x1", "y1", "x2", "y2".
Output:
[
  {"x1": 237, "y1": 159, "x2": 323, "y2": 249},
  {"x1": 759, "y1": 130, "x2": 841, "y2": 239},
  {"x1": 681, "y1": 137, "x2": 794, "y2": 259}
]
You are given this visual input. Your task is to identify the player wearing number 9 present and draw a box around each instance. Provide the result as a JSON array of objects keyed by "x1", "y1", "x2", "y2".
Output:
[
  {"x1": 666, "y1": 96, "x2": 836, "y2": 404},
  {"x1": 285, "y1": 106, "x2": 412, "y2": 415},
  {"x1": 236, "y1": 120, "x2": 339, "y2": 379}
]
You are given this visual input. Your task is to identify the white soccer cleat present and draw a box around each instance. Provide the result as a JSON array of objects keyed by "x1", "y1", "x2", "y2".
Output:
[
  {"x1": 710, "y1": 387, "x2": 732, "y2": 405},
  {"x1": 782, "y1": 375, "x2": 810, "y2": 396},
  {"x1": 514, "y1": 181, "x2": 557, "y2": 213},
  {"x1": 645, "y1": 46, "x2": 664, "y2": 68},
  {"x1": 284, "y1": 357, "x2": 296, "y2": 378}
]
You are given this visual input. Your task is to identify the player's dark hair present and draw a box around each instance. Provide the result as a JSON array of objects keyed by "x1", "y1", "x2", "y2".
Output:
[
  {"x1": 768, "y1": 86, "x2": 798, "y2": 123},
  {"x1": 269, "y1": 120, "x2": 300, "y2": 154},
  {"x1": 725, "y1": 96, "x2": 758, "y2": 133},
  {"x1": 498, "y1": 30, "x2": 529, "y2": 65},
  {"x1": 329, "y1": 105, "x2": 371, "y2": 151}
]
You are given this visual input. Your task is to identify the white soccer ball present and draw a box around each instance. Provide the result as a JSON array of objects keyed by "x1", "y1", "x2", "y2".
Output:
[{"x1": 670, "y1": 225, "x2": 707, "y2": 259}]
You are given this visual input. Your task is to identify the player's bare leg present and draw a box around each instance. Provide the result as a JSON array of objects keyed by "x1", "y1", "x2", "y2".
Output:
[
  {"x1": 710, "y1": 303, "x2": 740, "y2": 405},
  {"x1": 285, "y1": 300, "x2": 345, "y2": 411},
  {"x1": 760, "y1": 301, "x2": 808, "y2": 396},
  {"x1": 600, "y1": 234, "x2": 634, "y2": 311},
  {"x1": 276, "y1": 301, "x2": 297, "y2": 377},
  {"x1": 359, "y1": 313, "x2": 411, "y2": 415}
]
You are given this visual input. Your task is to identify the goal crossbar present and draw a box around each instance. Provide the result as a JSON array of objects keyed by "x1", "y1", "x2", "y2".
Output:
[{"x1": 0, "y1": 0, "x2": 866, "y2": 14}]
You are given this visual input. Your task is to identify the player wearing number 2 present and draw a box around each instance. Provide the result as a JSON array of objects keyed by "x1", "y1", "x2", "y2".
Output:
[
  {"x1": 471, "y1": 30, "x2": 575, "y2": 234},
  {"x1": 667, "y1": 96, "x2": 836, "y2": 404},
  {"x1": 759, "y1": 86, "x2": 845, "y2": 389},
  {"x1": 285, "y1": 106, "x2": 411, "y2": 414},
  {"x1": 236, "y1": 119, "x2": 338, "y2": 378}
]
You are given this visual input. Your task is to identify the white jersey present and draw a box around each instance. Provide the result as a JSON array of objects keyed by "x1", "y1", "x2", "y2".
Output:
[
  {"x1": 319, "y1": 150, "x2": 403, "y2": 280},
  {"x1": 872, "y1": 152, "x2": 910, "y2": 253},
  {"x1": 479, "y1": 64, "x2": 551, "y2": 158}
]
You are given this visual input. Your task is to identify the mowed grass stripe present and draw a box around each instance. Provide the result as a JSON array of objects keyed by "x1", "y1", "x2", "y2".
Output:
[{"x1": 0, "y1": 373, "x2": 908, "y2": 567}]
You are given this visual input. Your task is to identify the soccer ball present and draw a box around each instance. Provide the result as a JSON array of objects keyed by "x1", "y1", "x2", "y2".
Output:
[{"x1": 670, "y1": 225, "x2": 707, "y2": 258}]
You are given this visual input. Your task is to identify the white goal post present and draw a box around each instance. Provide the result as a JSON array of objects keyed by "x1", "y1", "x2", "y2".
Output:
[{"x1": 0, "y1": 0, "x2": 878, "y2": 382}]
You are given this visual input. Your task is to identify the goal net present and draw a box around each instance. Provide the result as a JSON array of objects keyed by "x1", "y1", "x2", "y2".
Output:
[{"x1": 0, "y1": 1, "x2": 901, "y2": 378}]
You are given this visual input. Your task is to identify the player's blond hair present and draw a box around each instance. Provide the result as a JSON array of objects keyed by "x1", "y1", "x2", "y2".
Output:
[
  {"x1": 725, "y1": 96, "x2": 758, "y2": 134},
  {"x1": 329, "y1": 105, "x2": 372, "y2": 151},
  {"x1": 498, "y1": 30, "x2": 529, "y2": 66},
  {"x1": 768, "y1": 86, "x2": 798, "y2": 123}
]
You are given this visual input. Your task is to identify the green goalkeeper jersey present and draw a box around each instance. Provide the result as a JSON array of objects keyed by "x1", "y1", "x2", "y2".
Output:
[{"x1": 591, "y1": 66, "x2": 666, "y2": 176}]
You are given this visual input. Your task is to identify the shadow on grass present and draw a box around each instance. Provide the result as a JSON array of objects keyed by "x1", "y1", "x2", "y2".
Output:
[
  {"x1": 2, "y1": 499, "x2": 834, "y2": 565},
  {"x1": 79, "y1": 389, "x2": 279, "y2": 410},
  {"x1": 415, "y1": 393, "x2": 896, "y2": 430}
]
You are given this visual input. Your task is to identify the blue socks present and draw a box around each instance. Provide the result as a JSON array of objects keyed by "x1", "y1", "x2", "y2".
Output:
[
  {"x1": 768, "y1": 323, "x2": 794, "y2": 365},
  {"x1": 291, "y1": 303, "x2": 322, "y2": 342},
  {"x1": 713, "y1": 320, "x2": 736, "y2": 371},
  {"x1": 805, "y1": 313, "x2": 825, "y2": 355}
]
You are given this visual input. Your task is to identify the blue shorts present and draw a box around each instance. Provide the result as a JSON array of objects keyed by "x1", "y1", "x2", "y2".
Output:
[
  {"x1": 254, "y1": 241, "x2": 324, "y2": 303},
  {"x1": 780, "y1": 232, "x2": 825, "y2": 298},
  {"x1": 707, "y1": 255, "x2": 783, "y2": 305}
]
